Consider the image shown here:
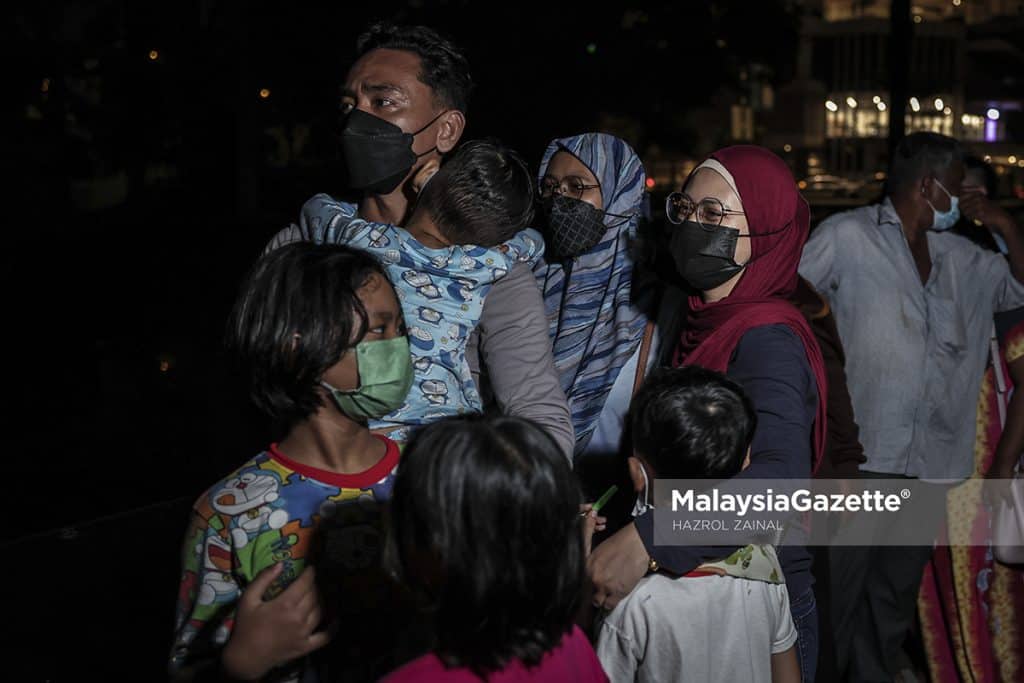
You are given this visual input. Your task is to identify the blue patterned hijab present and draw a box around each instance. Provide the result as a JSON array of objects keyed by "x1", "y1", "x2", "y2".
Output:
[{"x1": 535, "y1": 133, "x2": 648, "y2": 454}]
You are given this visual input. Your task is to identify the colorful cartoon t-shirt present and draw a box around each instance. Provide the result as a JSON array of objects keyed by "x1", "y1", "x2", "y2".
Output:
[
  {"x1": 296, "y1": 194, "x2": 544, "y2": 442},
  {"x1": 169, "y1": 436, "x2": 400, "y2": 682}
]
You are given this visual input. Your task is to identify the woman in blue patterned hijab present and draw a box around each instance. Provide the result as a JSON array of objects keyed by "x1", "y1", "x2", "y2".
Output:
[{"x1": 535, "y1": 132, "x2": 649, "y2": 455}]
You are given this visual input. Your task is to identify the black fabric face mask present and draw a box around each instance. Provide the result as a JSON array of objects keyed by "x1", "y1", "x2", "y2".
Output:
[
  {"x1": 543, "y1": 194, "x2": 611, "y2": 261},
  {"x1": 339, "y1": 109, "x2": 443, "y2": 195},
  {"x1": 669, "y1": 220, "x2": 745, "y2": 291}
]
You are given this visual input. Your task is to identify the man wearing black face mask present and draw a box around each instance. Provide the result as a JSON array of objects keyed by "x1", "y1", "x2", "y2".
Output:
[
  {"x1": 266, "y1": 23, "x2": 574, "y2": 458},
  {"x1": 334, "y1": 27, "x2": 465, "y2": 219}
]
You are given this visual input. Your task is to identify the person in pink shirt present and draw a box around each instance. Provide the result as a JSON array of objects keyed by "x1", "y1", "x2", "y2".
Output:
[{"x1": 381, "y1": 415, "x2": 609, "y2": 683}]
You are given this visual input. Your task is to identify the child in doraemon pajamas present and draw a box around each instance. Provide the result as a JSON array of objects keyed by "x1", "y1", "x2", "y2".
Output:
[
  {"x1": 170, "y1": 244, "x2": 414, "y2": 683},
  {"x1": 292, "y1": 140, "x2": 542, "y2": 442}
]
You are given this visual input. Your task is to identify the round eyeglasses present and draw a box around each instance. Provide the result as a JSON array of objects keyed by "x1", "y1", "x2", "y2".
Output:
[
  {"x1": 666, "y1": 192, "x2": 746, "y2": 228},
  {"x1": 539, "y1": 175, "x2": 600, "y2": 201}
]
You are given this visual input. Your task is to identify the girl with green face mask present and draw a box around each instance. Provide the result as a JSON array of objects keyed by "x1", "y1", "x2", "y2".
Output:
[{"x1": 171, "y1": 243, "x2": 415, "y2": 683}]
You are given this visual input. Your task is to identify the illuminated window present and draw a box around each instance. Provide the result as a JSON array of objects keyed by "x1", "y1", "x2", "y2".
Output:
[
  {"x1": 960, "y1": 114, "x2": 986, "y2": 141},
  {"x1": 905, "y1": 114, "x2": 952, "y2": 137},
  {"x1": 824, "y1": 92, "x2": 891, "y2": 138}
]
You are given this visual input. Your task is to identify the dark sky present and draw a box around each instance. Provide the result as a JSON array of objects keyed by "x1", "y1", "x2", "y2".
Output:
[{"x1": 9, "y1": 0, "x2": 803, "y2": 537}]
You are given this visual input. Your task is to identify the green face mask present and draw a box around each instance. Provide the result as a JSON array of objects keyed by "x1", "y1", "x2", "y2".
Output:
[{"x1": 321, "y1": 336, "x2": 414, "y2": 421}]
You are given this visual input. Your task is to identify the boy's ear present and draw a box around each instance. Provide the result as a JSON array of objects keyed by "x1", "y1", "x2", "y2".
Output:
[
  {"x1": 627, "y1": 455, "x2": 646, "y2": 493},
  {"x1": 434, "y1": 110, "x2": 465, "y2": 154},
  {"x1": 741, "y1": 446, "x2": 752, "y2": 471}
]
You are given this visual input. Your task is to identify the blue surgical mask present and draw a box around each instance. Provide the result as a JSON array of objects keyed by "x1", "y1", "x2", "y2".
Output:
[
  {"x1": 992, "y1": 231, "x2": 1009, "y2": 254},
  {"x1": 927, "y1": 179, "x2": 960, "y2": 232}
]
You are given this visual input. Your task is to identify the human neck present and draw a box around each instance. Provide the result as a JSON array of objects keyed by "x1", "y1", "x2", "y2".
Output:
[
  {"x1": 405, "y1": 211, "x2": 450, "y2": 248},
  {"x1": 890, "y1": 194, "x2": 927, "y2": 244},
  {"x1": 359, "y1": 189, "x2": 411, "y2": 227},
  {"x1": 276, "y1": 407, "x2": 385, "y2": 475}
]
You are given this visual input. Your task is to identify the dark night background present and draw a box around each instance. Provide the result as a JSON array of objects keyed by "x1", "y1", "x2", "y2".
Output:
[{"x1": 6, "y1": 0, "x2": 1023, "y2": 680}]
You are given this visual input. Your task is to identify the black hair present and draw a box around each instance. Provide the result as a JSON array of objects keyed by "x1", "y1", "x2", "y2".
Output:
[
  {"x1": 385, "y1": 415, "x2": 583, "y2": 675},
  {"x1": 356, "y1": 23, "x2": 473, "y2": 113},
  {"x1": 226, "y1": 242, "x2": 390, "y2": 425},
  {"x1": 417, "y1": 139, "x2": 535, "y2": 247},
  {"x1": 631, "y1": 366, "x2": 757, "y2": 480},
  {"x1": 886, "y1": 131, "x2": 963, "y2": 197}
]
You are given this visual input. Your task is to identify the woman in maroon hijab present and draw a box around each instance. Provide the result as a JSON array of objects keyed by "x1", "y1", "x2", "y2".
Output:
[{"x1": 589, "y1": 146, "x2": 828, "y2": 682}]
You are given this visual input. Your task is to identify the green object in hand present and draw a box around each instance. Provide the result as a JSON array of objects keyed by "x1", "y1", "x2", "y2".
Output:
[{"x1": 592, "y1": 485, "x2": 618, "y2": 513}]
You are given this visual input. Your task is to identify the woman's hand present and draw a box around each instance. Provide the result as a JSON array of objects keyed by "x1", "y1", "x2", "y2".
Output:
[
  {"x1": 579, "y1": 503, "x2": 607, "y2": 556},
  {"x1": 587, "y1": 522, "x2": 649, "y2": 610},
  {"x1": 222, "y1": 563, "x2": 331, "y2": 681}
]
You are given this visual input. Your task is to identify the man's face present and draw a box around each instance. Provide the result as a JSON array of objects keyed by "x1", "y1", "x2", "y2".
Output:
[{"x1": 340, "y1": 48, "x2": 442, "y2": 157}]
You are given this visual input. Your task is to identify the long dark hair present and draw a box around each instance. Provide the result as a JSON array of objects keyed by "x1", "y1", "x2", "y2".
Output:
[{"x1": 386, "y1": 415, "x2": 584, "y2": 675}]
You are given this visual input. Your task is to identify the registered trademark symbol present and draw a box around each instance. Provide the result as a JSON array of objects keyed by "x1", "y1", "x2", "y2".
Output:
[{"x1": 901, "y1": 489, "x2": 911, "y2": 499}]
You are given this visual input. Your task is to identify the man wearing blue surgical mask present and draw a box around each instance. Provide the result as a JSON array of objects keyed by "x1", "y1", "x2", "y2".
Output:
[{"x1": 799, "y1": 132, "x2": 1024, "y2": 682}]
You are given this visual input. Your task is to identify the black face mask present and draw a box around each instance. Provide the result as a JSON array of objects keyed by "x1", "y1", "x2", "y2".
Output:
[
  {"x1": 339, "y1": 109, "x2": 444, "y2": 195},
  {"x1": 543, "y1": 195, "x2": 612, "y2": 261},
  {"x1": 669, "y1": 220, "x2": 745, "y2": 291}
]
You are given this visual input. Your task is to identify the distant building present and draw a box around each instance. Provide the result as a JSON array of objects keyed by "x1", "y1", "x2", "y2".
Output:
[{"x1": 766, "y1": 0, "x2": 1023, "y2": 196}]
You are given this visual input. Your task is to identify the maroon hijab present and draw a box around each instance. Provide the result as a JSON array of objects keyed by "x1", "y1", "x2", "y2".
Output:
[{"x1": 671, "y1": 145, "x2": 827, "y2": 472}]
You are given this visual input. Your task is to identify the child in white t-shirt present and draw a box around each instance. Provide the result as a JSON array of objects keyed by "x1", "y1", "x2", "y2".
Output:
[{"x1": 593, "y1": 366, "x2": 799, "y2": 683}]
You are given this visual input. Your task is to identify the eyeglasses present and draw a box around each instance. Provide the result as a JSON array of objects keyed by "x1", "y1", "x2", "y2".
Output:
[
  {"x1": 539, "y1": 175, "x2": 600, "y2": 200},
  {"x1": 666, "y1": 192, "x2": 746, "y2": 228}
]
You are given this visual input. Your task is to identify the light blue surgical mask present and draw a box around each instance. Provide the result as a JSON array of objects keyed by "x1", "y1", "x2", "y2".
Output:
[
  {"x1": 992, "y1": 231, "x2": 1009, "y2": 254},
  {"x1": 927, "y1": 179, "x2": 960, "y2": 232}
]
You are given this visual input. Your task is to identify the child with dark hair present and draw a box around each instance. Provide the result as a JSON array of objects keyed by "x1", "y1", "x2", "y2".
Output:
[
  {"x1": 289, "y1": 139, "x2": 544, "y2": 444},
  {"x1": 380, "y1": 415, "x2": 609, "y2": 682},
  {"x1": 595, "y1": 366, "x2": 800, "y2": 683},
  {"x1": 169, "y1": 243, "x2": 414, "y2": 682}
]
